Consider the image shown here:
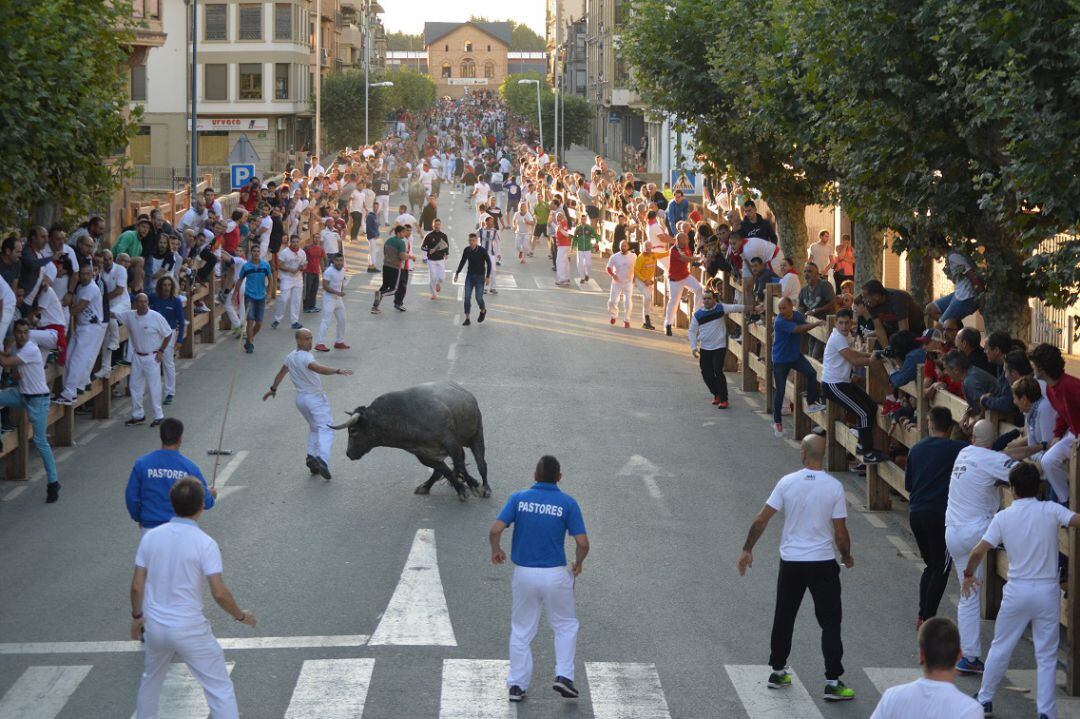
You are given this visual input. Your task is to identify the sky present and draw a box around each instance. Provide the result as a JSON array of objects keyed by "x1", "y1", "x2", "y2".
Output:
[{"x1": 380, "y1": 0, "x2": 546, "y2": 36}]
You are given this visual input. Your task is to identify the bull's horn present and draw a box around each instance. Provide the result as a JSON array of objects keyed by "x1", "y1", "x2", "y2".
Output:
[{"x1": 328, "y1": 414, "x2": 361, "y2": 430}]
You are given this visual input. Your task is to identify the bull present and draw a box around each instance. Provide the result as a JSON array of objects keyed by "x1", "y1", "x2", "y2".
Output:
[{"x1": 329, "y1": 381, "x2": 490, "y2": 501}]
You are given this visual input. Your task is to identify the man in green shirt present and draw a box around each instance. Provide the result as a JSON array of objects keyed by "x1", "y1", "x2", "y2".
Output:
[
  {"x1": 571, "y1": 221, "x2": 599, "y2": 285},
  {"x1": 371, "y1": 225, "x2": 410, "y2": 314},
  {"x1": 531, "y1": 198, "x2": 550, "y2": 264},
  {"x1": 112, "y1": 217, "x2": 150, "y2": 258}
]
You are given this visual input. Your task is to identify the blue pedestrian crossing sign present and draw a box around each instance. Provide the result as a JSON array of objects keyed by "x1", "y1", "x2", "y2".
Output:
[
  {"x1": 230, "y1": 164, "x2": 255, "y2": 190},
  {"x1": 671, "y1": 170, "x2": 697, "y2": 194}
]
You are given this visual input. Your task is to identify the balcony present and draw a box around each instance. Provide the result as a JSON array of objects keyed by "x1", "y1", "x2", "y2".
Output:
[
  {"x1": 610, "y1": 87, "x2": 639, "y2": 107},
  {"x1": 125, "y1": 0, "x2": 166, "y2": 66},
  {"x1": 341, "y1": 24, "x2": 363, "y2": 51}
]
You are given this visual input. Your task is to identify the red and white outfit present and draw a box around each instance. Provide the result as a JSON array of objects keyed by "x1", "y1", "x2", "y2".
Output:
[
  {"x1": 555, "y1": 222, "x2": 572, "y2": 284},
  {"x1": 738, "y1": 236, "x2": 782, "y2": 278},
  {"x1": 1042, "y1": 373, "x2": 1080, "y2": 502},
  {"x1": 663, "y1": 245, "x2": 704, "y2": 328}
]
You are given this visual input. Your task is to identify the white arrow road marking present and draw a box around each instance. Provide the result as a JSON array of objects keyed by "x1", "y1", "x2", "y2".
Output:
[
  {"x1": 369, "y1": 528, "x2": 457, "y2": 646},
  {"x1": 617, "y1": 455, "x2": 674, "y2": 517}
]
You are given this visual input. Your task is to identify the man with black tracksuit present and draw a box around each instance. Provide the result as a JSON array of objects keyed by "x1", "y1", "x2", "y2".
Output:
[
  {"x1": 453, "y1": 233, "x2": 492, "y2": 326},
  {"x1": 905, "y1": 406, "x2": 967, "y2": 627}
]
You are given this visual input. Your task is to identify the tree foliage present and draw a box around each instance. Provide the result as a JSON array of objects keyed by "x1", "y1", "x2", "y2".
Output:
[
  {"x1": 319, "y1": 70, "x2": 394, "y2": 150},
  {"x1": 382, "y1": 67, "x2": 437, "y2": 115},
  {"x1": 386, "y1": 30, "x2": 424, "y2": 51},
  {"x1": 0, "y1": 0, "x2": 139, "y2": 229},
  {"x1": 499, "y1": 73, "x2": 592, "y2": 152}
]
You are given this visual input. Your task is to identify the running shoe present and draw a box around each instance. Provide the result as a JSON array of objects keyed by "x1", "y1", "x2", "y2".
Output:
[
  {"x1": 552, "y1": 676, "x2": 578, "y2": 699},
  {"x1": 767, "y1": 667, "x2": 792, "y2": 689},
  {"x1": 314, "y1": 344, "x2": 331, "y2": 352},
  {"x1": 956, "y1": 657, "x2": 984, "y2": 675},
  {"x1": 823, "y1": 681, "x2": 855, "y2": 701},
  {"x1": 806, "y1": 401, "x2": 827, "y2": 414},
  {"x1": 508, "y1": 686, "x2": 526, "y2": 703},
  {"x1": 773, "y1": 423, "x2": 784, "y2": 438}
]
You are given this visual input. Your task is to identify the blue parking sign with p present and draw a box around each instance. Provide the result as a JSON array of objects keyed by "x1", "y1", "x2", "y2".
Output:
[{"x1": 230, "y1": 164, "x2": 255, "y2": 190}]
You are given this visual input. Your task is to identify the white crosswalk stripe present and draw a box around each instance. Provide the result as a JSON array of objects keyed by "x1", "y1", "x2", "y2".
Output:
[
  {"x1": 862, "y1": 667, "x2": 921, "y2": 694},
  {"x1": 724, "y1": 664, "x2": 825, "y2": 719},
  {"x1": 439, "y1": 659, "x2": 515, "y2": 718},
  {"x1": 284, "y1": 658, "x2": 375, "y2": 719},
  {"x1": 1006, "y1": 669, "x2": 1080, "y2": 717},
  {"x1": 129, "y1": 662, "x2": 235, "y2": 719},
  {"x1": 586, "y1": 662, "x2": 672, "y2": 719},
  {"x1": 0, "y1": 665, "x2": 91, "y2": 719},
  {"x1": 368, "y1": 528, "x2": 457, "y2": 646}
]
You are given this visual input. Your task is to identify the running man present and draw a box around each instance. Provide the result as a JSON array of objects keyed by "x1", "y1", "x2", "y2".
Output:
[
  {"x1": 236, "y1": 245, "x2": 272, "y2": 354},
  {"x1": 263, "y1": 328, "x2": 354, "y2": 480},
  {"x1": 314, "y1": 253, "x2": 348, "y2": 352},
  {"x1": 454, "y1": 233, "x2": 492, "y2": 326},
  {"x1": 605, "y1": 239, "x2": 636, "y2": 328},
  {"x1": 421, "y1": 219, "x2": 450, "y2": 300}
]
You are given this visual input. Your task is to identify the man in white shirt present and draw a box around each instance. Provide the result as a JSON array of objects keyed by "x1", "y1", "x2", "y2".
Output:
[
  {"x1": 738, "y1": 434, "x2": 856, "y2": 701},
  {"x1": 807, "y1": 230, "x2": 833, "y2": 281},
  {"x1": 394, "y1": 205, "x2": 418, "y2": 231},
  {"x1": 945, "y1": 419, "x2": 1016, "y2": 676},
  {"x1": 176, "y1": 200, "x2": 207, "y2": 237},
  {"x1": 0, "y1": 272, "x2": 15, "y2": 342},
  {"x1": 869, "y1": 617, "x2": 983, "y2": 719},
  {"x1": 96, "y1": 249, "x2": 130, "y2": 379},
  {"x1": 117, "y1": 293, "x2": 174, "y2": 427},
  {"x1": 0, "y1": 319, "x2": 60, "y2": 501},
  {"x1": 927, "y1": 247, "x2": 980, "y2": 327},
  {"x1": 820, "y1": 308, "x2": 886, "y2": 464},
  {"x1": 272, "y1": 236, "x2": 306, "y2": 330},
  {"x1": 319, "y1": 216, "x2": 342, "y2": 257},
  {"x1": 256, "y1": 204, "x2": 273, "y2": 257},
  {"x1": 263, "y1": 328, "x2": 353, "y2": 480},
  {"x1": 418, "y1": 161, "x2": 438, "y2": 199},
  {"x1": 472, "y1": 177, "x2": 491, "y2": 211},
  {"x1": 605, "y1": 240, "x2": 637, "y2": 328},
  {"x1": 131, "y1": 477, "x2": 257, "y2": 719},
  {"x1": 314, "y1": 254, "x2": 348, "y2": 352},
  {"x1": 961, "y1": 462, "x2": 1079, "y2": 719},
  {"x1": 27, "y1": 266, "x2": 67, "y2": 355},
  {"x1": 307, "y1": 157, "x2": 326, "y2": 178},
  {"x1": 56, "y1": 263, "x2": 106, "y2": 405}
]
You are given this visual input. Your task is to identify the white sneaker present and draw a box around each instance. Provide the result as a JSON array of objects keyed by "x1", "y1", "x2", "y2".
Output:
[
  {"x1": 806, "y1": 401, "x2": 827, "y2": 414},
  {"x1": 773, "y1": 423, "x2": 784, "y2": 438}
]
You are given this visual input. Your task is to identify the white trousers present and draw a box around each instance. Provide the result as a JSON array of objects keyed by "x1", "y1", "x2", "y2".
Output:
[
  {"x1": 274, "y1": 282, "x2": 302, "y2": 325},
  {"x1": 29, "y1": 328, "x2": 58, "y2": 353},
  {"x1": 978, "y1": 579, "x2": 1060, "y2": 718},
  {"x1": 1043, "y1": 432, "x2": 1076, "y2": 503},
  {"x1": 945, "y1": 521, "x2": 990, "y2": 659},
  {"x1": 608, "y1": 281, "x2": 633, "y2": 322},
  {"x1": 664, "y1": 275, "x2": 704, "y2": 327},
  {"x1": 316, "y1": 299, "x2": 346, "y2": 346},
  {"x1": 508, "y1": 565, "x2": 579, "y2": 690},
  {"x1": 130, "y1": 353, "x2": 164, "y2": 421},
  {"x1": 634, "y1": 279, "x2": 655, "y2": 321},
  {"x1": 296, "y1": 392, "x2": 333, "y2": 465},
  {"x1": 136, "y1": 619, "x2": 238, "y2": 719},
  {"x1": 225, "y1": 294, "x2": 245, "y2": 330},
  {"x1": 428, "y1": 260, "x2": 446, "y2": 295},
  {"x1": 162, "y1": 331, "x2": 178, "y2": 396},
  {"x1": 97, "y1": 318, "x2": 120, "y2": 377},
  {"x1": 368, "y1": 237, "x2": 381, "y2": 268},
  {"x1": 489, "y1": 243, "x2": 500, "y2": 289},
  {"x1": 555, "y1": 246, "x2": 571, "y2": 283},
  {"x1": 576, "y1": 250, "x2": 591, "y2": 280},
  {"x1": 61, "y1": 323, "x2": 106, "y2": 400},
  {"x1": 377, "y1": 196, "x2": 389, "y2": 226}
]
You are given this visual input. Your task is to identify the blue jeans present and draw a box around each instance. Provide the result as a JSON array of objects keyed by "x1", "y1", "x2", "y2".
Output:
[
  {"x1": 934, "y1": 292, "x2": 978, "y2": 323},
  {"x1": 772, "y1": 356, "x2": 820, "y2": 424},
  {"x1": 464, "y1": 274, "x2": 486, "y2": 316},
  {"x1": 0, "y1": 390, "x2": 57, "y2": 483}
]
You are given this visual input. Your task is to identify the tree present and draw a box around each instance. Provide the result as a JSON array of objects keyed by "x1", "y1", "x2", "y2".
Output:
[
  {"x1": 500, "y1": 73, "x2": 551, "y2": 146},
  {"x1": 0, "y1": 0, "x2": 138, "y2": 229},
  {"x1": 386, "y1": 30, "x2": 424, "y2": 51},
  {"x1": 382, "y1": 67, "x2": 437, "y2": 115},
  {"x1": 318, "y1": 71, "x2": 393, "y2": 150},
  {"x1": 468, "y1": 17, "x2": 546, "y2": 51}
]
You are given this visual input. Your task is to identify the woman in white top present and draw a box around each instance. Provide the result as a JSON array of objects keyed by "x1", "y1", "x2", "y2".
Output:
[{"x1": 512, "y1": 201, "x2": 534, "y2": 263}]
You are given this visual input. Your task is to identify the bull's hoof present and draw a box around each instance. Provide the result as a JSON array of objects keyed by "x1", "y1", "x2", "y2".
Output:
[
  {"x1": 480, "y1": 485, "x2": 491, "y2": 498},
  {"x1": 470, "y1": 485, "x2": 484, "y2": 497},
  {"x1": 456, "y1": 492, "x2": 468, "y2": 502},
  {"x1": 414, "y1": 484, "x2": 431, "y2": 495}
]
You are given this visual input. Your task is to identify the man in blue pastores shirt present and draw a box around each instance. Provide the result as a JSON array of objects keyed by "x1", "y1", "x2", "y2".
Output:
[
  {"x1": 490, "y1": 455, "x2": 589, "y2": 704},
  {"x1": 771, "y1": 298, "x2": 828, "y2": 438},
  {"x1": 905, "y1": 406, "x2": 967, "y2": 626},
  {"x1": 125, "y1": 418, "x2": 216, "y2": 536}
]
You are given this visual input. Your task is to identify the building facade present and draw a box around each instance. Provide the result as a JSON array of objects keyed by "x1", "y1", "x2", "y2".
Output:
[{"x1": 425, "y1": 22, "x2": 511, "y2": 98}]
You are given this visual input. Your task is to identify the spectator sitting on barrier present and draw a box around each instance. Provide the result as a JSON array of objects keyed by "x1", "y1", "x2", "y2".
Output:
[
  {"x1": 942, "y1": 350, "x2": 997, "y2": 433},
  {"x1": 777, "y1": 256, "x2": 801, "y2": 302},
  {"x1": 1003, "y1": 376, "x2": 1060, "y2": 463},
  {"x1": 748, "y1": 257, "x2": 777, "y2": 322},
  {"x1": 738, "y1": 200, "x2": 778, "y2": 244},
  {"x1": 979, "y1": 337, "x2": 1025, "y2": 424},
  {"x1": 861, "y1": 279, "x2": 927, "y2": 349},
  {"x1": 956, "y1": 327, "x2": 993, "y2": 374},
  {"x1": 771, "y1": 298, "x2": 827, "y2": 437},
  {"x1": 798, "y1": 261, "x2": 837, "y2": 320},
  {"x1": 822, "y1": 307, "x2": 887, "y2": 464},
  {"x1": 925, "y1": 245, "x2": 980, "y2": 328}
]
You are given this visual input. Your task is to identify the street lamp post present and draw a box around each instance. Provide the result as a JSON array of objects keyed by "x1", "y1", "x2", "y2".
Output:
[
  {"x1": 315, "y1": 0, "x2": 322, "y2": 164},
  {"x1": 189, "y1": 0, "x2": 198, "y2": 196},
  {"x1": 366, "y1": 81, "x2": 394, "y2": 145},
  {"x1": 517, "y1": 78, "x2": 542, "y2": 148}
]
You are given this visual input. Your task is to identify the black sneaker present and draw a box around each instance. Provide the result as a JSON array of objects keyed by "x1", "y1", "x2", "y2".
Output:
[
  {"x1": 394, "y1": 304, "x2": 406, "y2": 312},
  {"x1": 862, "y1": 450, "x2": 886, "y2": 465},
  {"x1": 665, "y1": 325, "x2": 672, "y2": 336},
  {"x1": 150, "y1": 418, "x2": 163, "y2": 428},
  {"x1": 370, "y1": 306, "x2": 381, "y2": 314},
  {"x1": 315, "y1": 457, "x2": 332, "y2": 480},
  {"x1": 508, "y1": 685, "x2": 526, "y2": 703},
  {"x1": 462, "y1": 317, "x2": 471, "y2": 326},
  {"x1": 125, "y1": 416, "x2": 145, "y2": 426},
  {"x1": 478, "y1": 309, "x2": 487, "y2": 323},
  {"x1": 45, "y1": 482, "x2": 61, "y2": 504},
  {"x1": 552, "y1": 676, "x2": 578, "y2": 699},
  {"x1": 305, "y1": 455, "x2": 319, "y2": 475}
]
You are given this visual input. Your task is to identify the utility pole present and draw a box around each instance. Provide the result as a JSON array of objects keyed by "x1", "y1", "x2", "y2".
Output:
[
  {"x1": 315, "y1": 0, "x2": 322, "y2": 163},
  {"x1": 190, "y1": 0, "x2": 199, "y2": 196}
]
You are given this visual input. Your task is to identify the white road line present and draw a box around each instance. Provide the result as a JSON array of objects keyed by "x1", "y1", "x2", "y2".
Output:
[
  {"x1": 130, "y1": 662, "x2": 234, "y2": 719},
  {"x1": 844, "y1": 491, "x2": 864, "y2": 510},
  {"x1": 0, "y1": 635, "x2": 369, "y2": 655},
  {"x1": 586, "y1": 662, "x2": 672, "y2": 719},
  {"x1": 284, "y1": 658, "x2": 375, "y2": 719},
  {"x1": 862, "y1": 667, "x2": 921, "y2": 695},
  {"x1": 863, "y1": 513, "x2": 887, "y2": 528},
  {"x1": 0, "y1": 665, "x2": 91, "y2": 719},
  {"x1": 439, "y1": 659, "x2": 515, "y2": 719},
  {"x1": 1, "y1": 486, "x2": 27, "y2": 502},
  {"x1": 724, "y1": 664, "x2": 824, "y2": 719},
  {"x1": 447, "y1": 342, "x2": 458, "y2": 361},
  {"x1": 79, "y1": 431, "x2": 100, "y2": 444},
  {"x1": 369, "y1": 528, "x2": 457, "y2": 646},
  {"x1": 212, "y1": 450, "x2": 250, "y2": 488},
  {"x1": 886, "y1": 534, "x2": 921, "y2": 560},
  {"x1": 1005, "y1": 669, "x2": 1080, "y2": 714}
]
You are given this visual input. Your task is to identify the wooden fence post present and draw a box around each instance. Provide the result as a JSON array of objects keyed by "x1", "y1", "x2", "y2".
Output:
[
  {"x1": 204, "y1": 275, "x2": 217, "y2": 343},
  {"x1": 180, "y1": 294, "x2": 196, "y2": 359},
  {"x1": 764, "y1": 284, "x2": 778, "y2": 413},
  {"x1": 915, "y1": 365, "x2": 928, "y2": 438},
  {"x1": 740, "y1": 300, "x2": 754, "y2": 392}
]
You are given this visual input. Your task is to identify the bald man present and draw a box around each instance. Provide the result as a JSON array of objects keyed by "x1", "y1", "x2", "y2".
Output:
[
  {"x1": 944, "y1": 419, "x2": 1017, "y2": 675},
  {"x1": 116, "y1": 293, "x2": 173, "y2": 427},
  {"x1": 738, "y1": 434, "x2": 857, "y2": 701},
  {"x1": 263, "y1": 329, "x2": 353, "y2": 480}
]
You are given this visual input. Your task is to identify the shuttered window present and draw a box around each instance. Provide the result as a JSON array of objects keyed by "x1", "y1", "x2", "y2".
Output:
[
  {"x1": 274, "y1": 3, "x2": 292, "y2": 40},
  {"x1": 239, "y1": 63, "x2": 263, "y2": 100},
  {"x1": 204, "y1": 4, "x2": 227, "y2": 41},
  {"x1": 239, "y1": 4, "x2": 263, "y2": 41},
  {"x1": 204, "y1": 64, "x2": 228, "y2": 100}
]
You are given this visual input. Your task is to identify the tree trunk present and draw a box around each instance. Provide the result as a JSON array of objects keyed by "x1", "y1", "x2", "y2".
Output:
[
  {"x1": 853, "y1": 223, "x2": 884, "y2": 290},
  {"x1": 980, "y1": 228, "x2": 1031, "y2": 339},
  {"x1": 768, "y1": 194, "x2": 809, "y2": 268},
  {"x1": 907, "y1": 250, "x2": 934, "y2": 307}
]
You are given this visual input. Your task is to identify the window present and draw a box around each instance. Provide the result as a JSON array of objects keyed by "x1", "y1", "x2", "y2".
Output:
[
  {"x1": 460, "y1": 58, "x2": 475, "y2": 78},
  {"x1": 483, "y1": 61, "x2": 494, "y2": 78},
  {"x1": 198, "y1": 131, "x2": 230, "y2": 165},
  {"x1": 131, "y1": 125, "x2": 151, "y2": 165},
  {"x1": 274, "y1": 3, "x2": 292, "y2": 40},
  {"x1": 130, "y1": 64, "x2": 148, "y2": 102},
  {"x1": 275, "y1": 63, "x2": 290, "y2": 99},
  {"x1": 239, "y1": 63, "x2": 263, "y2": 99},
  {"x1": 464, "y1": 41, "x2": 472, "y2": 52},
  {"x1": 204, "y1": 63, "x2": 228, "y2": 100},
  {"x1": 204, "y1": 3, "x2": 227, "y2": 41},
  {"x1": 441, "y1": 62, "x2": 451, "y2": 78},
  {"x1": 239, "y1": 4, "x2": 263, "y2": 40},
  {"x1": 487, "y1": 44, "x2": 491, "y2": 51}
]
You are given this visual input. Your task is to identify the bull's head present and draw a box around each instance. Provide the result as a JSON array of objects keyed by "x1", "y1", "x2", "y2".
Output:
[{"x1": 328, "y1": 406, "x2": 373, "y2": 460}]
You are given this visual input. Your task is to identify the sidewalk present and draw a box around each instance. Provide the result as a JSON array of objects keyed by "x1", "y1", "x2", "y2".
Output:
[{"x1": 561, "y1": 144, "x2": 622, "y2": 176}]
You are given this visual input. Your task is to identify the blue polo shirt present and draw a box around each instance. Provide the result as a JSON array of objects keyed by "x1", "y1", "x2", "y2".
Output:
[
  {"x1": 125, "y1": 449, "x2": 214, "y2": 528},
  {"x1": 773, "y1": 311, "x2": 807, "y2": 364},
  {"x1": 497, "y1": 483, "x2": 586, "y2": 568}
]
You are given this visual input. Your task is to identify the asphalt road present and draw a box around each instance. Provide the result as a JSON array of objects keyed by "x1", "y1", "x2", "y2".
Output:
[{"x1": 0, "y1": 184, "x2": 1065, "y2": 718}]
